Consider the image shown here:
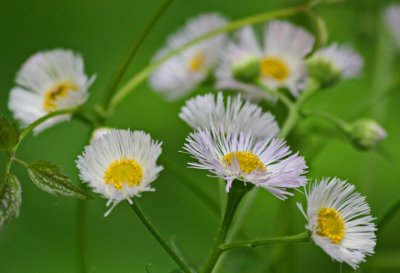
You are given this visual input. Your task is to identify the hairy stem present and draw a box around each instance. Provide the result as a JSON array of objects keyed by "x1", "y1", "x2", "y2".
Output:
[
  {"x1": 201, "y1": 183, "x2": 252, "y2": 273},
  {"x1": 129, "y1": 201, "x2": 193, "y2": 273},
  {"x1": 103, "y1": 0, "x2": 175, "y2": 112},
  {"x1": 220, "y1": 231, "x2": 311, "y2": 251}
]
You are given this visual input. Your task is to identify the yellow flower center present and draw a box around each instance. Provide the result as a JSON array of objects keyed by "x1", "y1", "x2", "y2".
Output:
[
  {"x1": 104, "y1": 158, "x2": 143, "y2": 190},
  {"x1": 260, "y1": 56, "x2": 290, "y2": 81},
  {"x1": 188, "y1": 52, "x2": 205, "y2": 72},
  {"x1": 222, "y1": 151, "x2": 265, "y2": 174},
  {"x1": 43, "y1": 82, "x2": 77, "y2": 111},
  {"x1": 317, "y1": 207, "x2": 346, "y2": 244}
]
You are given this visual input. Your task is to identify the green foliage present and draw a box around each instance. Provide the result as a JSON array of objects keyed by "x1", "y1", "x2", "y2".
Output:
[
  {"x1": 27, "y1": 161, "x2": 91, "y2": 200},
  {"x1": 0, "y1": 116, "x2": 20, "y2": 152},
  {"x1": 0, "y1": 174, "x2": 22, "y2": 229}
]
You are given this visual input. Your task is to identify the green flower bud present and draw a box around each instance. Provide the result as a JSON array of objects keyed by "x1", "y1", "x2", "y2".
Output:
[
  {"x1": 232, "y1": 54, "x2": 260, "y2": 83},
  {"x1": 348, "y1": 119, "x2": 387, "y2": 150},
  {"x1": 307, "y1": 57, "x2": 341, "y2": 89}
]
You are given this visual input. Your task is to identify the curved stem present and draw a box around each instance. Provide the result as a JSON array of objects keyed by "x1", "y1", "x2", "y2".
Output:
[
  {"x1": 19, "y1": 108, "x2": 78, "y2": 141},
  {"x1": 220, "y1": 231, "x2": 310, "y2": 252},
  {"x1": 102, "y1": 0, "x2": 175, "y2": 112},
  {"x1": 201, "y1": 183, "x2": 252, "y2": 273},
  {"x1": 129, "y1": 201, "x2": 193, "y2": 273},
  {"x1": 301, "y1": 109, "x2": 351, "y2": 133},
  {"x1": 377, "y1": 198, "x2": 400, "y2": 234},
  {"x1": 109, "y1": 4, "x2": 309, "y2": 109}
]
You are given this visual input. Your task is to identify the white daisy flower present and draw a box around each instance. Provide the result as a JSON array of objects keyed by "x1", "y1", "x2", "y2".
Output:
[
  {"x1": 77, "y1": 129, "x2": 163, "y2": 216},
  {"x1": 183, "y1": 127, "x2": 307, "y2": 199},
  {"x1": 150, "y1": 13, "x2": 228, "y2": 100},
  {"x1": 298, "y1": 178, "x2": 376, "y2": 269},
  {"x1": 8, "y1": 49, "x2": 95, "y2": 133},
  {"x1": 385, "y1": 5, "x2": 400, "y2": 48},
  {"x1": 309, "y1": 43, "x2": 363, "y2": 82},
  {"x1": 179, "y1": 92, "x2": 279, "y2": 140},
  {"x1": 216, "y1": 21, "x2": 314, "y2": 101}
]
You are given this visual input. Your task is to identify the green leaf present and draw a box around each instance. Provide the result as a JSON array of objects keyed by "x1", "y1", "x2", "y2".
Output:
[
  {"x1": 27, "y1": 161, "x2": 91, "y2": 200},
  {"x1": 0, "y1": 173, "x2": 22, "y2": 229},
  {"x1": 0, "y1": 116, "x2": 20, "y2": 151}
]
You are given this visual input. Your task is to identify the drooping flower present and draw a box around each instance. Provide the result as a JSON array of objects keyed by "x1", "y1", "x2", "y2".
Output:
[
  {"x1": 385, "y1": 5, "x2": 400, "y2": 48},
  {"x1": 150, "y1": 13, "x2": 228, "y2": 100},
  {"x1": 183, "y1": 126, "x2": 307, "y2": 199},
  {"x1": 179, "y1": 92, "x2": 279, "y2": 140},
  {"x1": 8, "y1": 49, "x2": 95, "y2": 133},
  {"x1": 298, "y1": 178, "x2": 376, "y2": 269},
  {"x1": 216, "y1": 21, "x2": 314, "y2": 101},
  {"x1": 307, "y1": 44, "x2": 363, "y2": 87},
  {"x1": 77, "y1": 129, "x2": 163, "y2": 216}
]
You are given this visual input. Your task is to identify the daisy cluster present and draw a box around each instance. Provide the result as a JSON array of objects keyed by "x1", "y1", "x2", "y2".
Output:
[{"x1": 6, "y1": 9, "x2": 393, "y2": 271}]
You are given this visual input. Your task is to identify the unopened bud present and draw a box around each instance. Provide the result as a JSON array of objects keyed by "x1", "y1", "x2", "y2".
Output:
[
  {"x1": 348, "y1": 119, "x2": 387, "y2": 150},
  {"x1": 232, "y1": 54, "x2": 260, "y2": 83}
]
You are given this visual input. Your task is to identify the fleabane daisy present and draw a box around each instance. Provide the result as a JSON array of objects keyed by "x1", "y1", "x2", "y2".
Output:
[
  {"x1": 183, "y1": 127, "x2": 307, "y2": 199},
  {"x1": 179, "y1": 92, "x2": 279, "y2": 140},
  {"x1": 385, "y1": 5, "x2": 400, "y2": 48},
  {"x1": 77, "y1": 129, "x2": 163, "y2": 216},
  {"x1": 149, "y1": 13, "x2": 228, "y2": 100},
  {"x1": 8, "y1": 49, "x2": 95, "y2": 133},
  {"x1": 298, "y1": 178, "x2": 376, "y2": 269},
  {"x1": 216, "y1": 21, "x2": 314, "y2": 101},
  {"x1": 307, "y1": 44, "x2": 363, "y2": 87}
]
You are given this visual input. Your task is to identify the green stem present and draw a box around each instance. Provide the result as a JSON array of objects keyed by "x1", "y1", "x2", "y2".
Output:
[
  {"x1": 377, "y1": 198, "x2": 400, "y2": 234},
  {"x1": 102, "y1": 0, "x2": 175, "y2": 113},
  {"x1": 201, "y1": 183, "x2": 253, "y2": 273},
  {"x1": 109, "y1": 4, "x2": 309, "y2": 109},
  {"x1": 129, "y1": 201, "x2": 193, "y2": 273},
  {"x1": 76, "y1": 200, "x2": 87, "y2": 273},
  {"x1": 19, "y1": 108, "x2": 78, "y2": 141},
  {"x1": 301, "y1": 109, "x2": 351, "y2": 133},
  {"x1": 220, "y1": 231, "x2": 310, "y2": 252}
]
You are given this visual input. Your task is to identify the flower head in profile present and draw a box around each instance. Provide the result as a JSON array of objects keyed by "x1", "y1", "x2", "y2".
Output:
[
  {"x1": 216, "y1": 21, "x2": 314, "y2": 101},
  {"x1": 150, "y1": 13, "x2": 228, "y2": 100},
  {"x1": 183, "y1": 127, "x2": 307, "y2": 199},
  {"x1": 77, "y1": 129, "x2": 163, "y2": 216},
  {"x1": 307, "y1": 44, "x2": 363, "y2": 88},
  {"x1": 298, "y1": 178, "x2": 376, "y2": 269},
  {"x1": 8, "y1": 49, "x2": 95, "y2": 133},
  {"x1": 179, "y1": 92, "x2": 279, "y2": 140},
  {"x1": 385, "y1": 5, "x2": 400, "y2": 48}
]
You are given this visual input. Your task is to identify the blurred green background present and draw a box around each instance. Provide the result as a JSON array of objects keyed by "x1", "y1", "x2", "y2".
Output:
[{"x1": 1, "y1": 0, "x2": 399, "y2": 272}]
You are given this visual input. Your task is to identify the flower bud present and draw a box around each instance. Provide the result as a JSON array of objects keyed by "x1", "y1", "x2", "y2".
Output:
[
  {"x1": 348, "y1": 119, "x2": 387, "y2": 150},
  {"x1": 307, "y1": 57, "x2": 341, "y2": 89},
  {"x1": 90, "y1": 127, "x2": 112, "y2": 143},
  {"x1": 232, "y1": 54, "x2": 260, "y2": 83}
]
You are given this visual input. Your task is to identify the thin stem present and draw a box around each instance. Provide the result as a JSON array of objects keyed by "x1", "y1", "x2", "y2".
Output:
[
  {"x1": 201, "y1": 183, "x2": 252, "y2": 273},
  {"x1": 76, "y1": 200, "x2": 87, "y2": 273},
  {"x1": 129, "y1": 201, "x2": 193, "y2": 273},
  {"x1": 102, "y1": 0, "x2": 175, "y2": 112},
  {"x1": 11, "y1": 157, "x2": 28, "y2": 167},
  {"x1": 301, "y1": 109, "x2": 351, "y2": 133},
  {"x1": 109, "y1": 4, "x2": 308, "y2": 109},
  {"x1": 377, "y1": 198, "x2": 400, "y2": 234},
  {"x1": 220, "y1": 231, "x2": 311, "y2": 252},
  {"x1": 19, "y1": 108, "x2": 78, "y2": 141}
]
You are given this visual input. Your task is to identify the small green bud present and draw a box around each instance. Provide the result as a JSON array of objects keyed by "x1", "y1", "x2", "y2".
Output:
[
  {"x1": 232, "y1": 54, "x2": 260, "y2": 83},
  {"x1": 307, "y1": 57, "x2": 341, "y2": 89},
  {"x1": 348, "y1": 119, "x2": 387, "y2": 150}
]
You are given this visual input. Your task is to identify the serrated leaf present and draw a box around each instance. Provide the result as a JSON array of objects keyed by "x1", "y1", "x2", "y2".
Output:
[
  {"x1": 0, "y1": 116, "x2": 20, "y2": 151},
  {"x1": 27, "y1": 161, "x2": 91, "y2": 200},
  {"x1": 0, "y1": 173, "x2": 22, "y2": 229}
]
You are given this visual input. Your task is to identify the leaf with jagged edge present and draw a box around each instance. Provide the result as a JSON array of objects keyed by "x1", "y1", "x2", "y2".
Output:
[
  {"x1": 27, "y1": 161, "x2": 91, "y2": 200},
  {"x1": 0, "y1": 173, "x2": 22, "y2": 229},
  {"x1": 0, "y1": 116, "x2": 20, "y2": 152}
]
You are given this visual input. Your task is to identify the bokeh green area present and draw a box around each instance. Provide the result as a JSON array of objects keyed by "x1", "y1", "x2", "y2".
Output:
[{"x1": 1, "y1": 0, "x2": 400, "y2": 272}]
